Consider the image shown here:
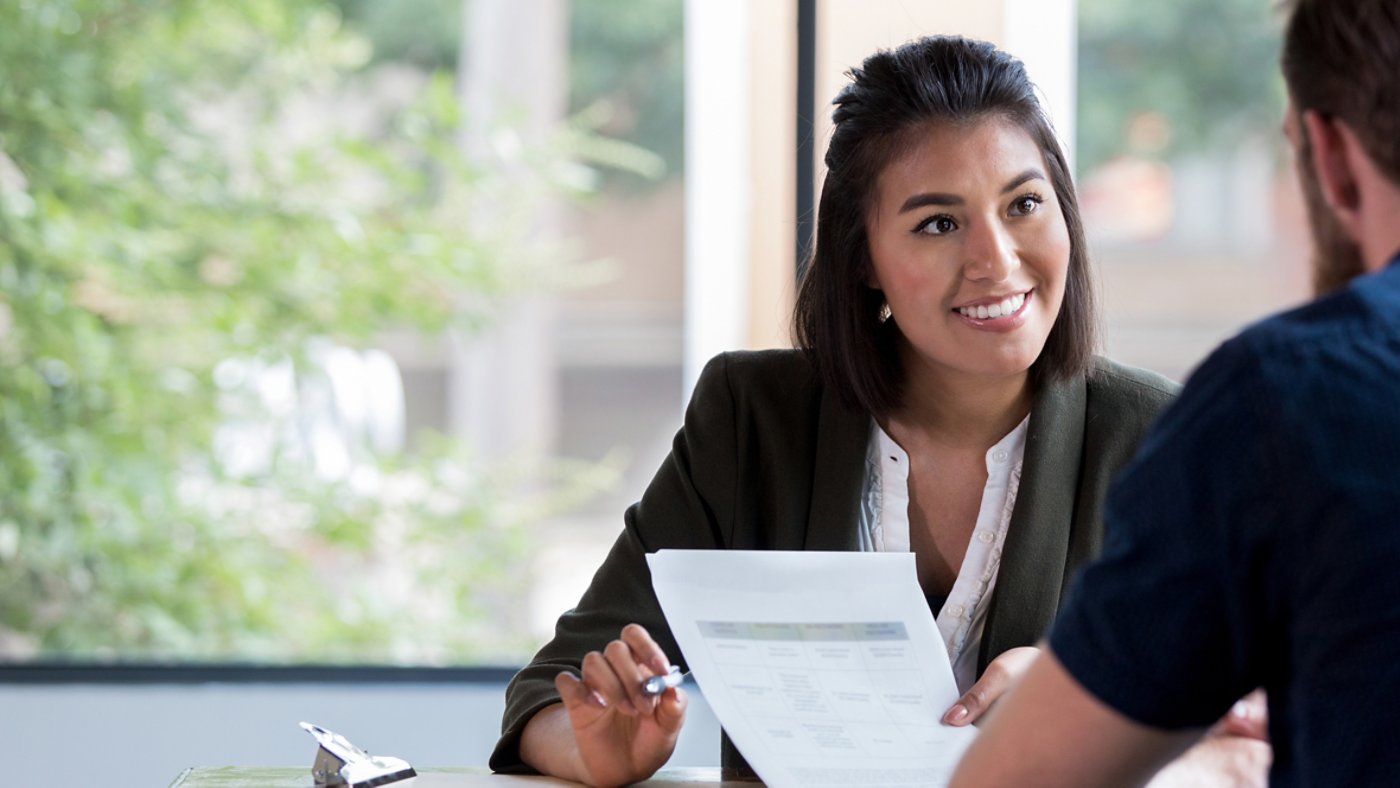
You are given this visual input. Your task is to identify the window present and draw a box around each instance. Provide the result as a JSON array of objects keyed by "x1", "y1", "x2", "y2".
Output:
[
  {"x1": 1078, "y1": 0, "x2": 1304, "y2": 381},
  {"x1": 3, "y1": 0, "x2": 1298, "y2": 671},
  {"x1": 0, "y1": 0, "x2": 684, "y2": 667}
]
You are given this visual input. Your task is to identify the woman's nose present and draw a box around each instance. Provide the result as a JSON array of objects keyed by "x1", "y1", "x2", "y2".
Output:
[{"x1": 963, "y1": 221, "x2": 1019, "y2": 282}]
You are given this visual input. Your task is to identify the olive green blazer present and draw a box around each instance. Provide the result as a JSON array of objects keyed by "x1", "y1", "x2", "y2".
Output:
[{"x1": 491, "y1": 349, "x2": 1177, "y2": 776}]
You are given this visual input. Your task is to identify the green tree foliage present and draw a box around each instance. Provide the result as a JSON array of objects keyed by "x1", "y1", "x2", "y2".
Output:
[
  {"x1": 0, "y1": 0, "x2": 613, "y2": 664},
  {"x1": 567, "y1": 0, "x2": 683, "y2": 187},
  {"x1": 1077, "y1": 0, "x2": 1285, "y2": 173},
  {"x1": 336, "y1": 0, "x2": 464, "y2": 71}
]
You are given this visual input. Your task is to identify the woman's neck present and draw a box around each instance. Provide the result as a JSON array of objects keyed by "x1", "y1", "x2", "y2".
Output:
[{"x1": 887, "y1": 354, "x2": 1033, "y2": 451}]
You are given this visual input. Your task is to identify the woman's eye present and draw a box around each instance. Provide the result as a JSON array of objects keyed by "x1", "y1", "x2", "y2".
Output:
[
  {"x1": 917, "y1": 215, "x2": 958, "y2": 235},
  {"x1": 1010, "y1": 195, "x2": 1043, "y2": 216}
]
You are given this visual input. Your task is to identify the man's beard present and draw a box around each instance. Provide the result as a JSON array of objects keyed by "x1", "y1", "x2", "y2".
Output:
[{"x1": 1296, "y1": 131, "x2": 1367, "y2": 295}]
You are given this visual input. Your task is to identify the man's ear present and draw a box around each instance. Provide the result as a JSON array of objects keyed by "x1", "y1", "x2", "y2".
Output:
[{"x1": 1301, "y1": 110, "x2": 1363, "y2": 235}]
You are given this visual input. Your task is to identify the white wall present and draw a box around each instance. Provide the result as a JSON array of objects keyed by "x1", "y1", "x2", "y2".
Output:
[{"x1": 0, "y1": 682, "x2": 720, "y2": 788}]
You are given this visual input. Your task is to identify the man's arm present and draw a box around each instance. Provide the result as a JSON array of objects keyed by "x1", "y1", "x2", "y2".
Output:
[{"x1": 951, "y1": 648, "x2": 1203, "y2": 788}]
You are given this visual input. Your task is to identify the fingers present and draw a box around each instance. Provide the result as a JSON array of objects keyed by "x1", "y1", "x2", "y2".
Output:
[
  {"x1": 604, "y1": 638, "x2": 652, "y2": 715},
  {"x1": 654, "y1": 685, "x2": 689, "y2": 735},
  {"x1": 555, "y1": 670, "x2": 607, "y2": 713},
  {"x1": 943, "y1": 646, "x2": 1039, "y2": 727},
  {"x1": 943, "y1": 681, "x2": 990, "y2": 726},
  {"x1": 1219, "y1": 689, "x2": 1269, "y2": 742},
  {"x1": 621, "y1": 623, "x2": 673, "y2": 677},
  {"x1": 566, "y1": 624, "x2": 677, "y2": 720},
  {"x1": 944, "y1": 666, "x2": 1009, "y2": 726},
  {"x1": 582, "y1": 647, "x2": 641, "y2": 716}
]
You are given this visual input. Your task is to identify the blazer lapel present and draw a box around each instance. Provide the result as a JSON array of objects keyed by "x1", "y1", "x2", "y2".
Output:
[
  {"x1": 978, "y1": 373, "x2": 1087, "y2": 669},
  {"x1": 803, "y1": 387, "x2": 869, "y2": 551}
]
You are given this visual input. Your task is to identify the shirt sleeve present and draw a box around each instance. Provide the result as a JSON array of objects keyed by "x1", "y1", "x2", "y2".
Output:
[
  {"x1": 1048, "y1": 340, "x2": 1283, "y2": 730},
  {"x1": 488, "y1": 353, "x2": 740, "y2": 772}
]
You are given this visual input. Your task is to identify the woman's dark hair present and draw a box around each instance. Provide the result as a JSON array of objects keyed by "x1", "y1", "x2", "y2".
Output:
[{"x1": 792, "y1": 35, "x2": 1097, "y2": 416}]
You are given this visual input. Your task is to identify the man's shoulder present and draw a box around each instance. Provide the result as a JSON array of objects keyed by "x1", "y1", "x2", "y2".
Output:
[
  {"x1": 1235, "y1": 263, "x2": 1400, "y2": 358},
  {"x1": 1155, "y1": 267, "x2": 1400, "y2": 440}
]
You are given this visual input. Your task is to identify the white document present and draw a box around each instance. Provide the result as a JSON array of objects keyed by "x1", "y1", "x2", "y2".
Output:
[{"x1": 647, "y1": 550, "x2": 978, "y2": 788}]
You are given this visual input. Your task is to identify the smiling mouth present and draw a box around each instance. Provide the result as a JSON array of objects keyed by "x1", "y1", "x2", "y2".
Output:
[{"x1": 953, "y1": 291, "x2": 1029, "y2": 320}]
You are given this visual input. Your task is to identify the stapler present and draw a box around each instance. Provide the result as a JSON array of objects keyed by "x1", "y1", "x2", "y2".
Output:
[{"x1": 300, "y1": 721, "x2": 417, "y2": 787}]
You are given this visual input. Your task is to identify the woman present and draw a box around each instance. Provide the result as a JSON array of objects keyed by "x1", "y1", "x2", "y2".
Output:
[{"x1": 491, "y1": 36, "x2": 1177, "y2": 785}]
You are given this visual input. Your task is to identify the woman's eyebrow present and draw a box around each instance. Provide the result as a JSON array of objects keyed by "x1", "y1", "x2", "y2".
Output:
[
  {"x1": 898, "y1": 168, "x2": 1048, "y2": 214},
  {"x1": 1001, "y1": 168, "x2": 1046, "y2": 193},
  {"x1": 899, "y1": 192, "x2": 961, "y2": 212}
]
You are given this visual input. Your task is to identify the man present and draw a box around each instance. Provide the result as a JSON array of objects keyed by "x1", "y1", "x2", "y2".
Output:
[{"x1": 951, "y1": 0, "x2": 1400, "y2": 785}]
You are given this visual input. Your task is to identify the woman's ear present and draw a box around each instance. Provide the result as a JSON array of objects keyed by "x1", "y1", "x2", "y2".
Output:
[
  {"x1": 864, "y1": 264, "x2": 882, "y2": 291},
  {"x1": 1301, "y1": 110, "x2": 1363, "y2": 236}
]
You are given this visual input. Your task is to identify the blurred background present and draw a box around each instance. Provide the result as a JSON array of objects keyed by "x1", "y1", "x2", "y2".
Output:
[{"x1": 0, "y1": 0, "x2": 1303, "y2": 784}]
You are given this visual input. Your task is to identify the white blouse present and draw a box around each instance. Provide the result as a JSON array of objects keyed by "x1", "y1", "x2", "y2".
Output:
[{"x1": 857, "y1": 416, "x2": 1029, "y2": 694}]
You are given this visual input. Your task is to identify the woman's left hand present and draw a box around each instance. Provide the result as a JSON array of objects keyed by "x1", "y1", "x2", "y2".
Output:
[
  {"x1": 1145, "y1": 689, "x2": 1270, "y2": 787},
  {"x1": 1217, "y1": 689, "x2": 1269, "y2": 741},
  {"x1": 942, "y1": 646, "x2": 1040, "y2": 726}
]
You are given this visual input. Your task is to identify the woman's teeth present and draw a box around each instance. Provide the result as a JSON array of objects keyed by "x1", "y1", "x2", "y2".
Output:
[{"x1": 958, "y1": 292, "x2": 1026, "y2": 320}]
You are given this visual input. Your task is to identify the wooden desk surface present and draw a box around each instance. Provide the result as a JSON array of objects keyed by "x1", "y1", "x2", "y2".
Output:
[{"x1": 171, "y1": 766, "x2": 749, "y2": 787}]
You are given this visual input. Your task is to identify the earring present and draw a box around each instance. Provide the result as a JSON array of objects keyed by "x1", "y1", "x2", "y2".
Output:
[{"x1": 878, "y1": 302, "x2": 892, "y2": 323}]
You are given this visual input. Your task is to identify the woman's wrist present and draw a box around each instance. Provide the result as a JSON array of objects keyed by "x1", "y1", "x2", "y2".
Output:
[{"x1": 519, "y1": 702, "x2": 587, "y2": 781}]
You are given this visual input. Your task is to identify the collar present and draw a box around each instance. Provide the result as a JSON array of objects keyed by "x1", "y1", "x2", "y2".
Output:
[
  {"x1": 800, "y1": 371, "x2": 1092, "y2": 675},
  {"x1": 978, "y1": 373, "x2": 1087, "y2": 668}
]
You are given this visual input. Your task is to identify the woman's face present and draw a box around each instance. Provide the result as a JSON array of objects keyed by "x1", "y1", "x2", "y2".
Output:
[{"x1": 866, "y1": 117, "x2": 1071, "y2": 387}]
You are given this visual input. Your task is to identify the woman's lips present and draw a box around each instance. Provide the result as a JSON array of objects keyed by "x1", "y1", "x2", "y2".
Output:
[{"x1": 953, "y1": 290, "x2": 1032, "y2": 331}]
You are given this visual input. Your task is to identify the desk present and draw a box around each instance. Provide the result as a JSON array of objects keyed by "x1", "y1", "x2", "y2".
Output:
[{"x1": 170, "y1": 767, "x2": 747, "y2": 787}]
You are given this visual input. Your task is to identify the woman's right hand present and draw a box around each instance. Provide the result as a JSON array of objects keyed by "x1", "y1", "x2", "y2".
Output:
[{"x1": 536, "y1": 623, "x2": 688, "y2": 787}]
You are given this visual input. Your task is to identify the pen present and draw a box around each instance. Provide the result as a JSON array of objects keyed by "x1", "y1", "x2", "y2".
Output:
[{"x1": 641, "y1": 665, "x2": 685, "y2": 696}]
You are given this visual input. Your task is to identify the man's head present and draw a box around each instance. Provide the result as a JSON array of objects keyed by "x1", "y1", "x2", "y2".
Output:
[{"x1": 1282, "y1": 0, "x2": 1400, "y2": 292}]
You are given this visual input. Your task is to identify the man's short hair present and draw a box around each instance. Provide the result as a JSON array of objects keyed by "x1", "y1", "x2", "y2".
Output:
[{"x1": 1282, "y1": 0, "x2": 1400, "y2": 185}]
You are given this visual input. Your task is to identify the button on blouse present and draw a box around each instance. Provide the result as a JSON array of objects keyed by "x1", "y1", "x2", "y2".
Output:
[{"x1": 857, "y1": 416, "x2": 1029, "y2": 693}]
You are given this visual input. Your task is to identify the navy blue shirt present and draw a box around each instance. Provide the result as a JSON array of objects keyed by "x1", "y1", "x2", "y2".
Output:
[{"x1": 1050, "y1": 255, "x2": 1400, "y2": 786}]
